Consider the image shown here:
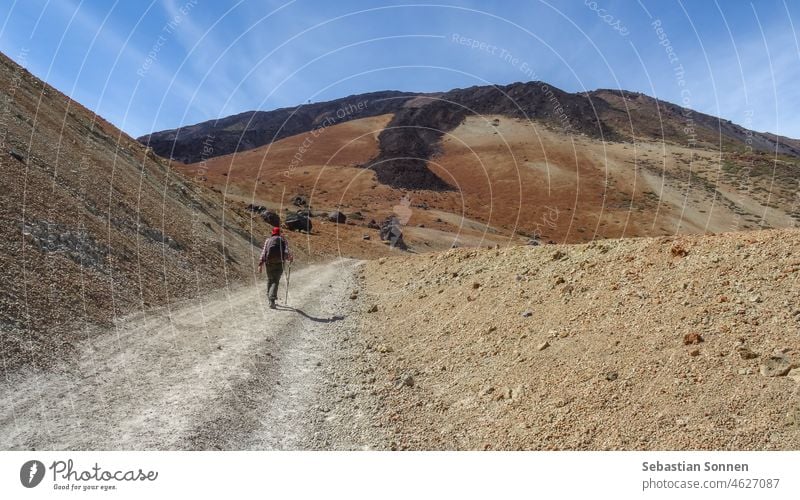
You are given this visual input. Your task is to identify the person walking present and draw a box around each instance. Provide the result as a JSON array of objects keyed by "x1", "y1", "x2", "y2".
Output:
[{"x1": 257, "y1": 226, "x2": 293, "y2": 309}]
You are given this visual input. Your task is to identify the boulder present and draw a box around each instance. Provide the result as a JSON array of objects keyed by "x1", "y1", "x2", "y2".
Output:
[
  {"x1": 261, "y1": 210, "x2": 281, "y2": 227},
  {"x1": 285, "y1": 213, "x2": 312, "y2": 232},
  {"x1": 8, "y1": 149, "x2": 25, "y2": 163},
  {"x1": 246, "y1": 204, "x2": 266, "y2": 213},
  {"x1": 327, "y1": 211, "x2": 347, "y2": 223},
  {"x1": 760, "y1": 353, "x2": 793, "y2": 377},
  {"x1": 379, "y1": 216, "x2": 407, "y2": 250}
]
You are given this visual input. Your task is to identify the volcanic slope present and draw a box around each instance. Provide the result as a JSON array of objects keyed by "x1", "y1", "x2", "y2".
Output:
[
  {"x1": 357, "y1": 228, "x2": 800, "y2": 450},
  {"x1": 180, "y1": 109, "x2": 800, "y2": 252},
  {"x1": 0, "y1": 51, "x2": 272, "y2": 371}
]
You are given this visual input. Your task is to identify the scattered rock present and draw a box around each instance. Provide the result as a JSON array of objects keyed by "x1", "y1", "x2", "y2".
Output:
[
  {"x1": 245, "y1": 204, "x2": 266, "y2": 213},
  {"x1": 472, "y1": 282, "x2": 481, "y2": 289},
  {"x1": 397, "y1": 374, "x2": 414, "y2": 388},
  {"x1": 521, "y1": 310, "x2": 533, "y2": 318},
  {"x1": 496, "y1": 387, "x2": 513, "y2": 400},
  {"x1": 327, "y1": 211, "x2": 347, "y2": 223},
  {"x1": 379, "y1": 216, "x2": 407, "y2": 250},
  {"x1": 537, "y1": 341, "x2": 550, "y2": 351},
  {"x1": 9, "y1": 149, "x2": 26, "y2": 163},
  {"x1": 284, "y1": 212, "x2": 312, "y2": 232},
  {"x1": 736, "y1": 346, "x2": 758, "y2": 360},
  {"x1": 362, "y1": 234, "x2": 370, "y2": 240},
  {"x1": 689, "y1": 349, "x2": 700, "y2": 357},
  {"x1": 760, "y1": 353, "x2": 793, "y2": 377},
  {"x1": 605, "y1": 371, "x2": 618, "y2": 381},
  {"x1": 377, "y1": 344, "x2": 392, "y2": 353},
  {"x1": 670, "y1": 243, "x2": 688, "y2": 257},
  {"x1": 787, "y1": 368, "x2": 800, "y2": 383},
  {"x1": 683, "y1": 332, "x2": 703, "y2": 345},
  {"x1": 349, "y1": 294, "x2": 358, "y2": 300},
  {"x1": 261, "y1": 210, "x2": 281, "y2": 227}
]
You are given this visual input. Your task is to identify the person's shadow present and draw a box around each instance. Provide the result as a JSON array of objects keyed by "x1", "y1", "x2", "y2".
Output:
[{"x1": 275, "y1": 305, "x2": 345, "y2": 323}]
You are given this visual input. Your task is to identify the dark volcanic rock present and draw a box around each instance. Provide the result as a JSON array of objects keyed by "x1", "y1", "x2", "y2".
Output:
[
  {"x1": 285, "y1": 213, "x2": 312, "y2": 232},
  {"x1": 138, "y1": 91, "x2": 417, "y2": 164},
  {"x1": 379, "y1": 216, "x2": 407, "y2": 250},
  {"x1": 262, "y1": 210, "x2": 281, "y2": 227},
  {"x1": 361, "y1": 82, "x2": 617, "y2": 191},
  {"x1": 327, "y1": 211, "x2": 347, "y2": 223}
]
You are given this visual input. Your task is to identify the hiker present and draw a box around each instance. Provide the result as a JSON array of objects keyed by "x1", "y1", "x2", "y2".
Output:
[{"x1": 257, "y1": 226, "x2": 293, "y2": 308}]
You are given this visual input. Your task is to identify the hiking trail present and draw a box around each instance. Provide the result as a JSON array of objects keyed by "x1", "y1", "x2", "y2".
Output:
[{"x1": 0, "y1": 259, "x2": 386, "y2": 450}]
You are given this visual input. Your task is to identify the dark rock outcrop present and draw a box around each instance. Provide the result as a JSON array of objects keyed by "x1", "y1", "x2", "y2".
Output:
[
  {"x1": 138, "y1": 91, "x2": 418, "y2": 164},
  {"x1": 262, "y1": 210, "x2": 281, "y2": 227},
  {"x1": 285, "y1": 213, "x2": 312, "y2": 232},
  {"x1": 327, "y1": 211, "x2": 346, "y2": 223},
  {"x1": 379, "y1": 216, "x2": 407, "y2": 250}
]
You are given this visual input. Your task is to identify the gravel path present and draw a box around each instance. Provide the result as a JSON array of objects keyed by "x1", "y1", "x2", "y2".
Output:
[{"x1": 0, "y1": 260, "x2": 387, "y2": 450}]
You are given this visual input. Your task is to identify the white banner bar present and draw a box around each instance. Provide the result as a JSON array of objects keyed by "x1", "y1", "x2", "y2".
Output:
[{"x1": 1, "y1": 451, "x2": 797, "y2": 499}]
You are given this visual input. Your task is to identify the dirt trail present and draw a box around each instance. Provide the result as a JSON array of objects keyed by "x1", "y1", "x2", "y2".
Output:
[{"x1": 0, "y1": 260, "x2": 385, "y2": 450}]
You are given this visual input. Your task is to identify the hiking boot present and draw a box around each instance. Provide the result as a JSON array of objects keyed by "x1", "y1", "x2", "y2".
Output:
[{"x1": 269, "y1": 299, "x2": 276, "y2": 309}]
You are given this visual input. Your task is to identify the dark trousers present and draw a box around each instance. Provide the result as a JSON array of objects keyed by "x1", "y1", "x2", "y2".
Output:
[{"x1": 265, "y1": 263, "x2": 284, "y2": 302}]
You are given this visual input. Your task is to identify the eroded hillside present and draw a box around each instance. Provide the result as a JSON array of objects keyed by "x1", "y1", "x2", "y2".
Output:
[{"x1": 0, "y1": 52, "x2": 268, "y2": 371}]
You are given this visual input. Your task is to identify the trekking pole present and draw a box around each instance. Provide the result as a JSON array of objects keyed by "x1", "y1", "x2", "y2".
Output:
[{"x1": 285, "y1": 261, "x2": 292, "y2": 305}]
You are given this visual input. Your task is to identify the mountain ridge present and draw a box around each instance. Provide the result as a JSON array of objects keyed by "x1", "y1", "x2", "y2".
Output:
[
  {"x1": 140, "y1": 81, "x2": 800, "y2": 192},
  {"x1": 140, "y1": 82, "x2": 800, "y2": 162}
]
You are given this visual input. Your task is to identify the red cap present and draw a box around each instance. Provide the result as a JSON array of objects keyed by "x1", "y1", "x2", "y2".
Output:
[{"x1": 272, "y1": 226, "x2": 280, "y2": 235}]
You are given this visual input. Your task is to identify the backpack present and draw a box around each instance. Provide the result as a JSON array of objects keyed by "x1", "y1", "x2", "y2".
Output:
[{"x1": 265, "y1": 235, "x2": 287, "y2": 264}]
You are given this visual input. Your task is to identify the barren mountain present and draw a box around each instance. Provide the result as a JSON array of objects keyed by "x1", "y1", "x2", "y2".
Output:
[
  {"x1": 175, "y1": 107, "x2": 800, "y2": 254},
  {"x1": 0, "y1": 52, "x2": 272, "y2": 371},
  {"x1": 142, "y1": 82, "x2": 800, "y2": 193}
]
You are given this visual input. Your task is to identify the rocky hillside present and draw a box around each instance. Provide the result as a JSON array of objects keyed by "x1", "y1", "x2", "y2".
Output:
[
  {"x1": 0, "y1": 51, "x2": 267, "y2": 371},
  {"x1": 357, "y1": 228, "x2": 800, "y2": 450}
]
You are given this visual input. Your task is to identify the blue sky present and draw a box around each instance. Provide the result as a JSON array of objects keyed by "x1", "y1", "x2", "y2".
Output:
[{"x1": 1, "y1": 0, "x2": 798, "y2": 139}]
